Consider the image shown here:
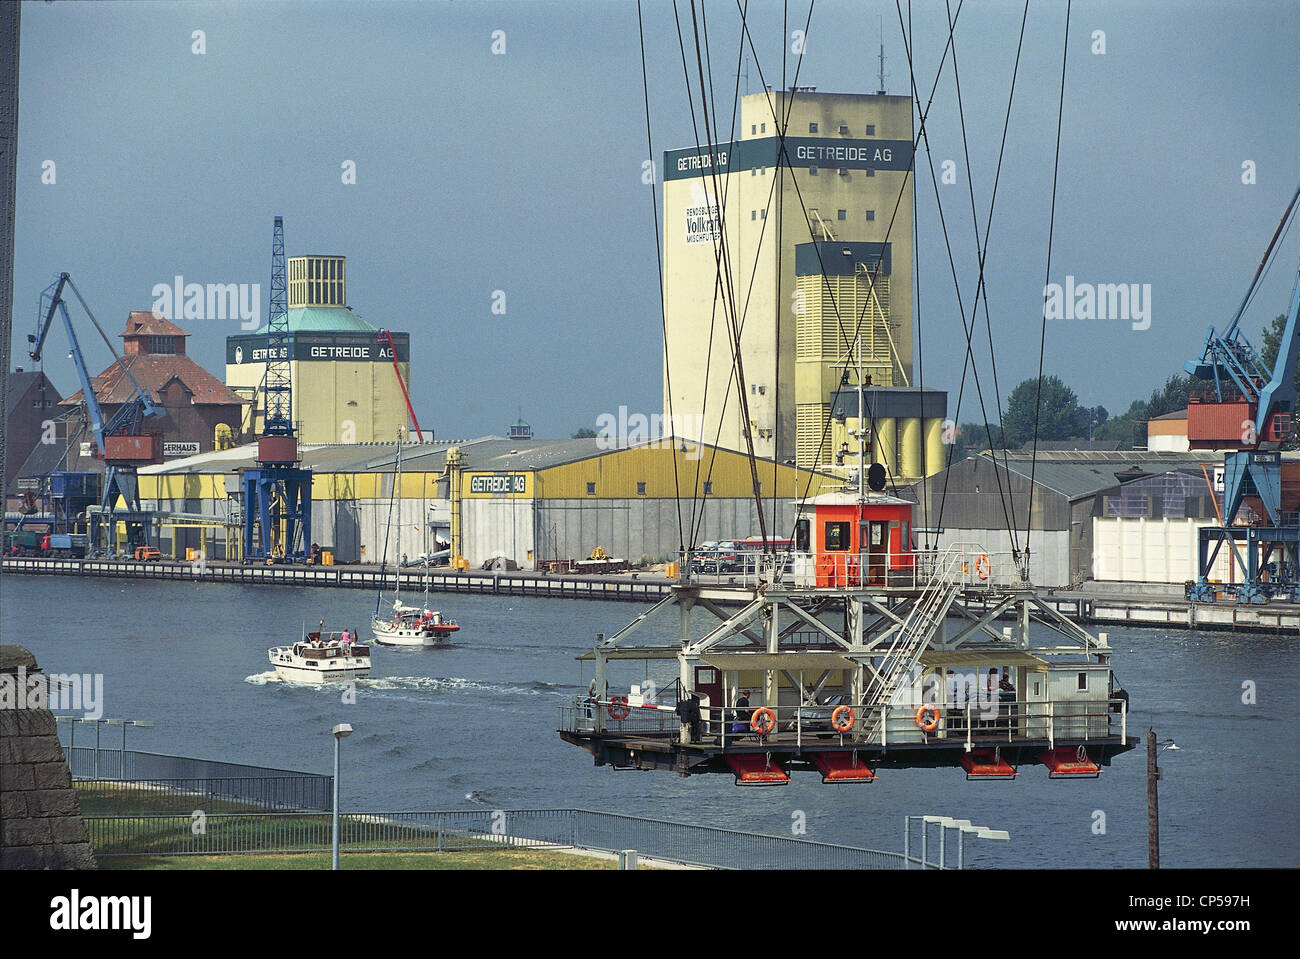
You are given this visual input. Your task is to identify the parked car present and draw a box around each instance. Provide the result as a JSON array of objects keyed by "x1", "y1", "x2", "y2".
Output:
[
  {"x1": 133, "y1": 545, "x2": 161, "y2": 562},
  {"x1": 785, "y1": 693, "x2": 852, "y2": 734}
]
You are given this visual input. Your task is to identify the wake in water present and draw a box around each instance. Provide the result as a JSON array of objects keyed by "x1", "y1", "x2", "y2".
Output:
[{"x1": 243, "y1": 673, "x2": 575, "y2": 698}]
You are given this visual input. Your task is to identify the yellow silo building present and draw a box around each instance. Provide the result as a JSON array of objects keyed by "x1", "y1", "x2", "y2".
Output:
[
  {"x1": 661, "y1": 87, "x2": 946, "y2": 481},
  {"x1": 225, "y1": 255, "x2": 414, "y2": 444}
]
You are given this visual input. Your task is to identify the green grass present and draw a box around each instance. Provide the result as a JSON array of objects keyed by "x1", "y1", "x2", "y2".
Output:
[
  {"x1": 75, "y1": 782, "x2": 264, "y2": 817},
  {"x1": 75, "y1": 783, "x2": 657, "y2": 870},
  {"x1": 103, "y1": 849, "x2": 628, "y2": 870}
]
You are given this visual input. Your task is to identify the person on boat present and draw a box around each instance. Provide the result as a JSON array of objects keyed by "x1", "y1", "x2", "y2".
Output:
[
  {"x1": 585, "y1": 679, "x2": 597, "y2": 720},
  {"x1": 999, "y1": 669, "x2": 1017, "y2": 736},
  {"x1": 341, "y1": 627, "x2": 350, "y2": 646},
  {"x1": 731, "y1": 689, "x2": 751, "y2": 735}
]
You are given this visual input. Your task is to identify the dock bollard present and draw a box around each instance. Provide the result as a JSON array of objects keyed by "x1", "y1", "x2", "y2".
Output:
[{"x1": 617, "y1": 849, "x2": 638, "y2": 870}]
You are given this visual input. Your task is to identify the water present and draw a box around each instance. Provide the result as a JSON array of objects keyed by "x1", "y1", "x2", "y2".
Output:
[{"x1": 2, "y1": 574, "x2": 1296, "y2": 868}]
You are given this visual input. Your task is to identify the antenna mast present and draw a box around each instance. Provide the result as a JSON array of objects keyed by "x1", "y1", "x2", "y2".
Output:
[{"x1": 877, "y1": 17, "x2": 887, "y2": 94}]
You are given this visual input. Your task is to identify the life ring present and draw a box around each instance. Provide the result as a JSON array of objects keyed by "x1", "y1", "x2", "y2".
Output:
[
  {"x1": 830, "y1": 705, "x2": 855, "y2": 733},
  {"x1": 915, "y1": 704, "x2": 940, "y2": 732},
  {"x1": 607, "y1": 695, "x2": 630, "y2": 720},
  {"x1": 975, "y1": 554, "x2": 990, "y2": 581},
  {"x1": 750, "y1": 707, "x2": 776, "y2": 736}
]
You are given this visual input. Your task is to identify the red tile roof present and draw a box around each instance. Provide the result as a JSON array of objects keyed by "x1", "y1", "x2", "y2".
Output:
[
  {"x1": 122, "y1": 312, "x2": 189, "y2": 339},
  {"x1": 61, "y1": 353, "x2": 247, "y2": 408}
]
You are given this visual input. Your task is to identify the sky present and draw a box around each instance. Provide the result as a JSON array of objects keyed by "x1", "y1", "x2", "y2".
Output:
[{"x1": 12, "y1": 0, "x2": 1300, "y2": 442}]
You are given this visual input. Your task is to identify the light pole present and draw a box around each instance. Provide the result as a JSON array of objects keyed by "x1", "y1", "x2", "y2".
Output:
[
  {"x1": 331, "y1": 723, "x2": 352, "y2": 870},
  {"x1": 904, "y1": 815, "x2": 1010, "y2": 869},
  {"x1": 57, "y1": 717, "x2": 153, "y2": 780},
  {"x1": 103, "y1": 719, "x2": 154, "y2": 779},
  {"x1": 1147, "y1": 730, "x2": 1179, "y2": 869}
]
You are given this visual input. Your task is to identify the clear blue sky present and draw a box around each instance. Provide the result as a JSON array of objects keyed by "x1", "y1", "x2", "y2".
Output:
[{"x1": 13, "y1": 0, "x2": 1299, "y2": 440}]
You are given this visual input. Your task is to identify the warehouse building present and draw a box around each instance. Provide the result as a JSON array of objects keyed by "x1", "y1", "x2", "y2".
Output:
[
  {"x1": 225, "y1": 255, "x2": 412, "y2": 445},
  {"x1": 136, "y1": 437, "x2": 839, "y2": 566},
  {"x1": 662, "y1": 88, "x2": 924, "y2": 469},
  {"x1": 901, "y1": 450, "x2": 1233, "y2": 587}
]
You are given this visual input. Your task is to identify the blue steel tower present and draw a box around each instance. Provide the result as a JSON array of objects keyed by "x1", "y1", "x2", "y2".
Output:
[
  {"x1": 265, "y1": 216, "x2": 291, "y2": 437},
  {"x1": 243, "y1": 216, "x2": 313, "y2": 564}
]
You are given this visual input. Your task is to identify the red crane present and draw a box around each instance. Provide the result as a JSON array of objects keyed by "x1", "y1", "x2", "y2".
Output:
[{"x1": 377, "y1": 329, "x2": 424, "y2": 442}]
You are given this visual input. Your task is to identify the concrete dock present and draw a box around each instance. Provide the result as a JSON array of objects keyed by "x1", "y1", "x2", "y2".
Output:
[{"x1": 1, "y1": 557, "x2": 1295, "y2": 632}]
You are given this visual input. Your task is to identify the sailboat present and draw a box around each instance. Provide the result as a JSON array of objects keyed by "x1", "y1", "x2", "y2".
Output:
[{"x1": 371, "y1": 436, "x2": 461, "y2": 646}]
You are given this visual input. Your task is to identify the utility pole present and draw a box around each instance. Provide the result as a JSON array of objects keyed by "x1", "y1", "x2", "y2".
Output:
[{"x1": 1146, "y1": 728, "x2": 1160, "y2": 869}]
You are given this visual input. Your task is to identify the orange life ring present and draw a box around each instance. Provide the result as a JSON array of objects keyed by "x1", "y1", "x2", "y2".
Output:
[
  {"x1": 915, "y1": 704, "x2": 940, "y2": 732},
  {"x1": 607, "y1": 695, "x2": 630, "y2": 720},
  {"x1": 830, "y1": 705, "x2": 855, "y2": 733},
  {"x1": 750, "y1": 707, "x2": 776, "y2": 736},
  {"x1": 975, "y1": 554, "x2": 990, "y2": 581}
]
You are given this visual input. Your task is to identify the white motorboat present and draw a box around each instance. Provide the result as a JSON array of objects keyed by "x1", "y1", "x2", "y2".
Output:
[{"x1": 269, "y1": 630, "x2": 371, "y2": 684}]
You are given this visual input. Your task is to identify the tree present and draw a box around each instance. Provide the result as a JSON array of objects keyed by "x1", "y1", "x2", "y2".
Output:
[
  {"x1": 572, "y1": 427, "x2": 597, "y2": 439},
  {"x1": 1001, "y1": 375, "x2": 1085, "y2": 448},
  {"x1": 1259, "y1": 313, "x2": 1299, "y2": 449},
  {"x1": 1260, "y1": 313, "x2": 1299, "y2": 398}
]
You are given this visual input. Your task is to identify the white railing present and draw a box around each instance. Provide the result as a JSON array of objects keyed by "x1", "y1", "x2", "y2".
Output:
[
  {"x1": 559, "y1": 698, "x2": 1127, "y2": 748},
  {"x1": 680, "y1": 544, "x2": 1020, "y2": 591}
]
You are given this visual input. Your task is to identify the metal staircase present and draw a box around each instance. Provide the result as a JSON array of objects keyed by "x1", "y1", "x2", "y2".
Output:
[{"x1": 858, "y1": 547, "x2": 965, "y2": 741}]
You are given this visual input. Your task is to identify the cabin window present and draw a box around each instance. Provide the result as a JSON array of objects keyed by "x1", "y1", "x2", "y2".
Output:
[
  {"x1": 795, "y1": 518, "x2": 810, "y2": 553},
  {"x1": 1033, "y1": 680, "x2": 1041, "y2": 697},
  {"x1": 824, "y1": 521, "x2": 851, "y2": 551},
  {"x1": 1077, "y1": 672, "x2": 1088, "y2": 691}
]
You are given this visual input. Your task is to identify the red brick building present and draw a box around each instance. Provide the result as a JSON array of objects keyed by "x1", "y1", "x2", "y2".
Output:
[
  {"x1": 60, "y1": 313, "x2": 246, "y2": 462},
  {"x1": 4, "y1": 369, "x2": 63, "y2": 489}
]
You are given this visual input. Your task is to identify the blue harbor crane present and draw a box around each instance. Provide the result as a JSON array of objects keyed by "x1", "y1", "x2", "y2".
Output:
[
  {"x1": 241, "y1": 216, "x2": 313, "y2": 563},
  {"x1": 27, "y1": 273, "x2": 167, "y2": 556},
  {"x1": 1184, "y1": 182, "x2": 1299, "y2": 603}
]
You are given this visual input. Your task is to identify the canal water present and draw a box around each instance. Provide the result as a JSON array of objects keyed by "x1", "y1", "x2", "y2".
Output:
[{"x1": 3, "y1": 574, "x2": 1295, "y2": 868}]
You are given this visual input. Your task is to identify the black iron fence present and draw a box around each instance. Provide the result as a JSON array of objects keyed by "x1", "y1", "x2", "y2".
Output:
[
  {"x1": 83, "y1": 807, "x2": 917, "y2": 869},
  {"x1": 65, "y1": 747, "x2": 333, "y2": 812}
]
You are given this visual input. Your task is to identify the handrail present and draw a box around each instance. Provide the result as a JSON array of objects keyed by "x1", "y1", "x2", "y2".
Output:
[{"x1": 559, "y1": 698, "x2": 1128, "y2": 747}]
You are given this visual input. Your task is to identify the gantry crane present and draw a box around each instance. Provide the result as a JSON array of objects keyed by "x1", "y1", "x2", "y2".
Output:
[
  {"x1": 241, "y1": 217, "x2": 313, "y2": 563},
  {"x1": 27, "y1": 273, "x2": 167, "y2": 555},
  {"x1": 1184, "y1": 183, "x2": 1299, "y2": 603}
]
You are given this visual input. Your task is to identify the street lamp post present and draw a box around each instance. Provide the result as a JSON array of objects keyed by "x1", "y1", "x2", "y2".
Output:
[
  {"x1": 1147, "y1": 729, "x2": 1179, "y2": 869},
  {"x1": 331, "y1": 723, "x2": 353, "y2": 870},
  {"x1": 904, "y1": 815, "x2": 1010, "y2": 869}
]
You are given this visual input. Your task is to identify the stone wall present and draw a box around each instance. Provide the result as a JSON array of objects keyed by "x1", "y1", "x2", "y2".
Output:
[{"x1": 0, "y1": 645, "x2": 97, "y2": 869}]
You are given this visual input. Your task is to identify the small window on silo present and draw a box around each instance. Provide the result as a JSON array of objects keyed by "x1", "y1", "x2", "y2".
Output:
[
  {"x1": 637, "y1": 482, "x2": 646, "y2": 496},
  {"x1": 586, "y1": 482, "x2": 596, "y2": 495},
  {"x1": 1077, "y1": 672, "x2": 1088, "y2": 691}
]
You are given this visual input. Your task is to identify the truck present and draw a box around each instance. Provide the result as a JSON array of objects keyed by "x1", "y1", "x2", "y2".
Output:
[
  {"x1": 43, "y1": 533, "x2": 89, "y2": 558},
  {"x1": 3, "y1": 530, "x2": 89, "y2": 558}
]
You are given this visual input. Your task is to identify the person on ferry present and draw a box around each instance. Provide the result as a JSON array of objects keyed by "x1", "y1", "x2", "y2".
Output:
[
  {"x1": 731, "y1": 689, "x2": 751, "y2": 735},
  {"x1": 999, "y1": 668, "x2": 1017, "y2": 735},
  {"x1": 341, "y1": 627, "x2": 350, "y2": 646}
]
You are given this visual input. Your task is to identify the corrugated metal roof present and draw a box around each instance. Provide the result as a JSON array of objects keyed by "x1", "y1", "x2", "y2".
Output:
[{"x1": 987, "y1": 451, "x2": 1216, "y2": 499}]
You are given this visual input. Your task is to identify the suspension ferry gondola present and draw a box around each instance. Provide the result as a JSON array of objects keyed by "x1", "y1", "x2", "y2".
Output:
[{"x1": 559, "y1": 490, "x2": 1138, "y2": 785}]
